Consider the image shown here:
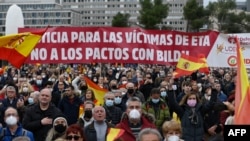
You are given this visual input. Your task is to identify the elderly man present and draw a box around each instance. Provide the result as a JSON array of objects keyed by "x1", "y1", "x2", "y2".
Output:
[
  {"x1": 27, "y1": 91, "x2": 40, "y2": 105},
  {"x1": 103, "y1": 91, "x2": 122, "y2": 125},
  {"x1": 0, "y1": 84, "x2": 24, "y2": 126},
  {"x1": 22, "y1": 88, "x2": 62, "y2": 141},
  {"x1": 116, "y1": 97, "x2": 156, "y2": 141},
  {"x1": 137, "y1": 128, "x2": 162, "y2": 141},
  {"x1": 0, "y1": 107, "x2": 34, "y2": 141},
  {"x1": 84, "y1": 106, "x2": 114, "y2": 141}
]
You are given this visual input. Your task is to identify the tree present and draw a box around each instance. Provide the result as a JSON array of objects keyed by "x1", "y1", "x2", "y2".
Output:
[
  {"x1": 206, "y1": 0, "x2": 250, "y2": 33},
  {"x1": 183, "y1": 0, "x2": 209, "y2": 32},
  {"x1": 112, "y1": 12, "x2": 130, "y2": 27},
  {"x1": 138, "y1": 0, "x2": 168, "y2": 29}
]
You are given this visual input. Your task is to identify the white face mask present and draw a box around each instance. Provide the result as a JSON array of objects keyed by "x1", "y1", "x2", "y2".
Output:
[
  {"x1": 22, "y1": 87, "x2": 29, "y2": 92},
  {"x1": 129, "y1": 109, "x2": 141, "y2": 119},
  {"x1": 5, "y1": 116, "x2": 18, "y2": 126},
  {"x1": 167, "y1": 135, "x2": 180, "y2": 141}
]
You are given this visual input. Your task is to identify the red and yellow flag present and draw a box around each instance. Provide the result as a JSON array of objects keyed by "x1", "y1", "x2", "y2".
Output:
[
  {"x1": 0, "y1": 28, "x2": 47, "y2": 68},
  {"x1": 106, "y1": 128, "x2": 125, "y2": 141},
  {"x1": 173, "y1": 53, "x2": 209, "y2": 78},
  {"x1": 234, "y1": 37, "x2": 250, "y2": 124},
  {"x1": 84, "y1": 76, "x2": 108, "y2": 106}
]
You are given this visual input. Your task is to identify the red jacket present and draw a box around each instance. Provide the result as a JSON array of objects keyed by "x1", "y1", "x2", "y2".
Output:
[{"x1": 116, "y1": 113, "x2": 156, "y2": 141}]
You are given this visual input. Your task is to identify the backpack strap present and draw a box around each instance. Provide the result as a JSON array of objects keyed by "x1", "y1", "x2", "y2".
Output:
[{"x1": 22, "y1": 129, "x2": 28, "y2": 136}]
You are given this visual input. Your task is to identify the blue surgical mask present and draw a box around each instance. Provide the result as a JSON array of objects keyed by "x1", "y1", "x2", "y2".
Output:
[
  {"x1": 28, "y1": 97, "x2": 34, "y2": 104},
  {"x1": 36, "y1": 80, "x2": 42, "y2": 85},
  {"x1": 105, "y1": 100, "x2": 114, "y2": 107},
  {"x1": 161, "y1": 91, "x2": 167, "y2": 97},
  {"x1": 151, "y1": 98, "x2": 160, "y2": 103},
  {"x1": 114, "y1": 97, "x2": 122, "y2": 104}
]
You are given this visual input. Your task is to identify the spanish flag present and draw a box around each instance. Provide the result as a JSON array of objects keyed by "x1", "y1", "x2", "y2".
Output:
[
  {"x1": 84, "y1": 76, "x2": 108, "y2": 106},
  {"x1": 234, "y1": 37, "x2": 250, "y2": 124},
  {"x1": 106, "y1": 128, "x2": 124, "y2": 141},
  {"x1": 173, "y1": 53, "x2": 209, "y2": 78},
  {"x1": 0, "y1": 28, "x2": 47, "y2": 68}
]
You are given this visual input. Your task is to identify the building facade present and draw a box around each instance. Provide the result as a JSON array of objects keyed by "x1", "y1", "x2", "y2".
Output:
[
  {"x1": 0, "y1": 0, "x2": 205, "y2": 35},
  {"x1": 0, "y1": 0, "x2": 82, "y2": 35}
]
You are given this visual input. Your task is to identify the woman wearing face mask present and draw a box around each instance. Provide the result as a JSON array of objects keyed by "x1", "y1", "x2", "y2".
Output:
[
  {"x1": 162, "y1": 120, "x2": 184, "y2": 141},
  {"x1": 45, "y1": 116, "x2": 68, "y2": 141},
  {"x1": 168, "y1": 81, "x2": 217, "y2": 141},
  {"x1": 19, "y1": 82, "x2": 34, "y2": 106}
]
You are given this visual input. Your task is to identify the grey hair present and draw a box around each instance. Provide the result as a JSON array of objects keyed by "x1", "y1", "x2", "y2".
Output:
[
  {"x1": 13, "y1": 136, "x2": 30, "y2": 141},
  {"x1": 104, "y1": 91, "x2": 114, "y2": 99},
  {"x1": 32, "y1": 91, "x2": 40, "y2": 97},
  {"x1": 137, "y1": 128, "x2": 162, "y2": 141},
  {"x1": 125, "y1": 96, "x2": 142, "y2": 108}
]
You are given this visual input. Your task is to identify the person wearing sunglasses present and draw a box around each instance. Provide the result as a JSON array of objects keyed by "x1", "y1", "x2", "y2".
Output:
[{"x1": 65, "y1": 124, "x2": 85, "y2": 141}]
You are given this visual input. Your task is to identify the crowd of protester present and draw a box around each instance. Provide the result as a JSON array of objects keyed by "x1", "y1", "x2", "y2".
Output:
[{"x1": 0, "y1": 63, "x2": 237, "y2": 141}]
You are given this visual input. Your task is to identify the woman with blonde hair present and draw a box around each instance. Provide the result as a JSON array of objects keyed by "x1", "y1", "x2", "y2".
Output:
[
  {"x1": 45, "y1": 116, "x2": 68, "y2": 141},
  {"x1": 162, "y1": 120, "x2": 184, "y2": 141}
]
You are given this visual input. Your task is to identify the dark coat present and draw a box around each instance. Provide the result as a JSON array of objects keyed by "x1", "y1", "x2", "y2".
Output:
[
  {"x1": 84, "y1": 121, "x2": 114, "y2": 141},
  {"x1": 168, "y1": 89, "x2": 217, "y2": 141},
  {"x1": 22, "y1": 103, "x2": 62, "y2": 141},
  {"x1": 58, "y1": 95, "x2": 82, "y2": 125}
]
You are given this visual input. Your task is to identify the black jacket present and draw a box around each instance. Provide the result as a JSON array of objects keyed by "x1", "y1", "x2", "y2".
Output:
[{"x1": 22, "y1": 103, "x2": 62, "y2": 141}]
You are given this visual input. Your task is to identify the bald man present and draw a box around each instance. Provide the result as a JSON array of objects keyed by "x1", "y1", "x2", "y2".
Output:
[{"x1": 22, "y1": 88, "x2": 62, "y2": 141}]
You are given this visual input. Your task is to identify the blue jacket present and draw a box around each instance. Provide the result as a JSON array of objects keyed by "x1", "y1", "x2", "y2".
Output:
[{"x1": 0, "y1": 124, "x2": 35, "y2": 141}]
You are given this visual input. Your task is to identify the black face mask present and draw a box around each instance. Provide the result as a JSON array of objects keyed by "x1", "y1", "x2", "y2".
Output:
[
  {"x1": 80, "y1": 86, "x2": 88, "y2": 90},
  {"x1": 84, "y1": 110, "x2": 92, "y2": 119},
  {"x1": 54, "y1": 124, "x2": 67, "y2": 133},
  {"x1": 127, "y1": 89, "x2": 134, "y2": 94},
  {"x1": 111, "y1": 85, "x2": 117, "y2": 89}
]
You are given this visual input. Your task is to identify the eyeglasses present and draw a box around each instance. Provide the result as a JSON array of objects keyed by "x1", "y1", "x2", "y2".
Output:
[{"x1": 66, "y1": 135, "x2": 80, "y2": 140}]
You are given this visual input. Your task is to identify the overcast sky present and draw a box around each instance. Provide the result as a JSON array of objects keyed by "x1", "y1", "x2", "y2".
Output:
[{"x1": 204, "y1": 0, "x2": 246, "y2": 7}]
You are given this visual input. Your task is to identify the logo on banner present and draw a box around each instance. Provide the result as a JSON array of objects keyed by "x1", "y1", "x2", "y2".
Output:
[
  {"x1": 183, "y1": 62, "x2": 190, "y2": 69},
  {"x1": 228, "y1": 56, "x2": 237, "y2": 67},
  {"x1": 217, "y1": 43, "x2": 224, "y2": 54}
]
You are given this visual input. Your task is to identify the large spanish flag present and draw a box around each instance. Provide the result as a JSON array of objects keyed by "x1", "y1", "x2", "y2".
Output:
[
  {"x1": 106, "y1": 128, "x2": 125, "y2": 141},
  {"x1": 0, "y1": 28, "x2": 47, "y2": 68},
  {"x1": 234, "y1": 37, "x2": 250, "y2": 124},
  {"x1": 84, "y1": 76, "x2": 108, "y2": 106},
  {"x1": 173, "y1": 53, "x2": 209, "y2": 78}
]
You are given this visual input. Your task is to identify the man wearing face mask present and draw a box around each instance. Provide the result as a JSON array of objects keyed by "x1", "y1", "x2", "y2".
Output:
[
  {"x1": 31, "y1": 75, "x2": 45, "y2": 91},
  {"x1": 142, "y1": 88, "x2": 171, "y2": 133},
  {"x1": 0, "y1": 84, "x2": 24, "y2": 127},
  {"x1": 120, "y1": 82, "x2": 145, "y2": 112},
  {"x1": 116, "y1": 97, "x2": 156, "y2": 141},
  {"x1": 77, "y1": 101, "x2": 95, "y2": 128},
  {"x1": 0, "y1": 107, "x2": 34, "y2": 141},
  {"x1": 45, "y1": 115, "x2": 68, "y2": 141},
  {"x1": 113, "y1": 90, "x2": 123, "y2": 110},
  {"x1": 103, "y1": 92, "x2": 122, "y2": 126}
]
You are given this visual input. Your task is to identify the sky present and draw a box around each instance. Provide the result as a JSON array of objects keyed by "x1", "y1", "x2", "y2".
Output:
[{"x1": 204, "y1": 0, "x2": 246, "y2": 7}]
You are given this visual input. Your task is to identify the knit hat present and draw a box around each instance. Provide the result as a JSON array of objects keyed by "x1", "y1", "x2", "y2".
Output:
[{"x1": 53, "y1": 115, "x2": 68, "y2": 126}]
